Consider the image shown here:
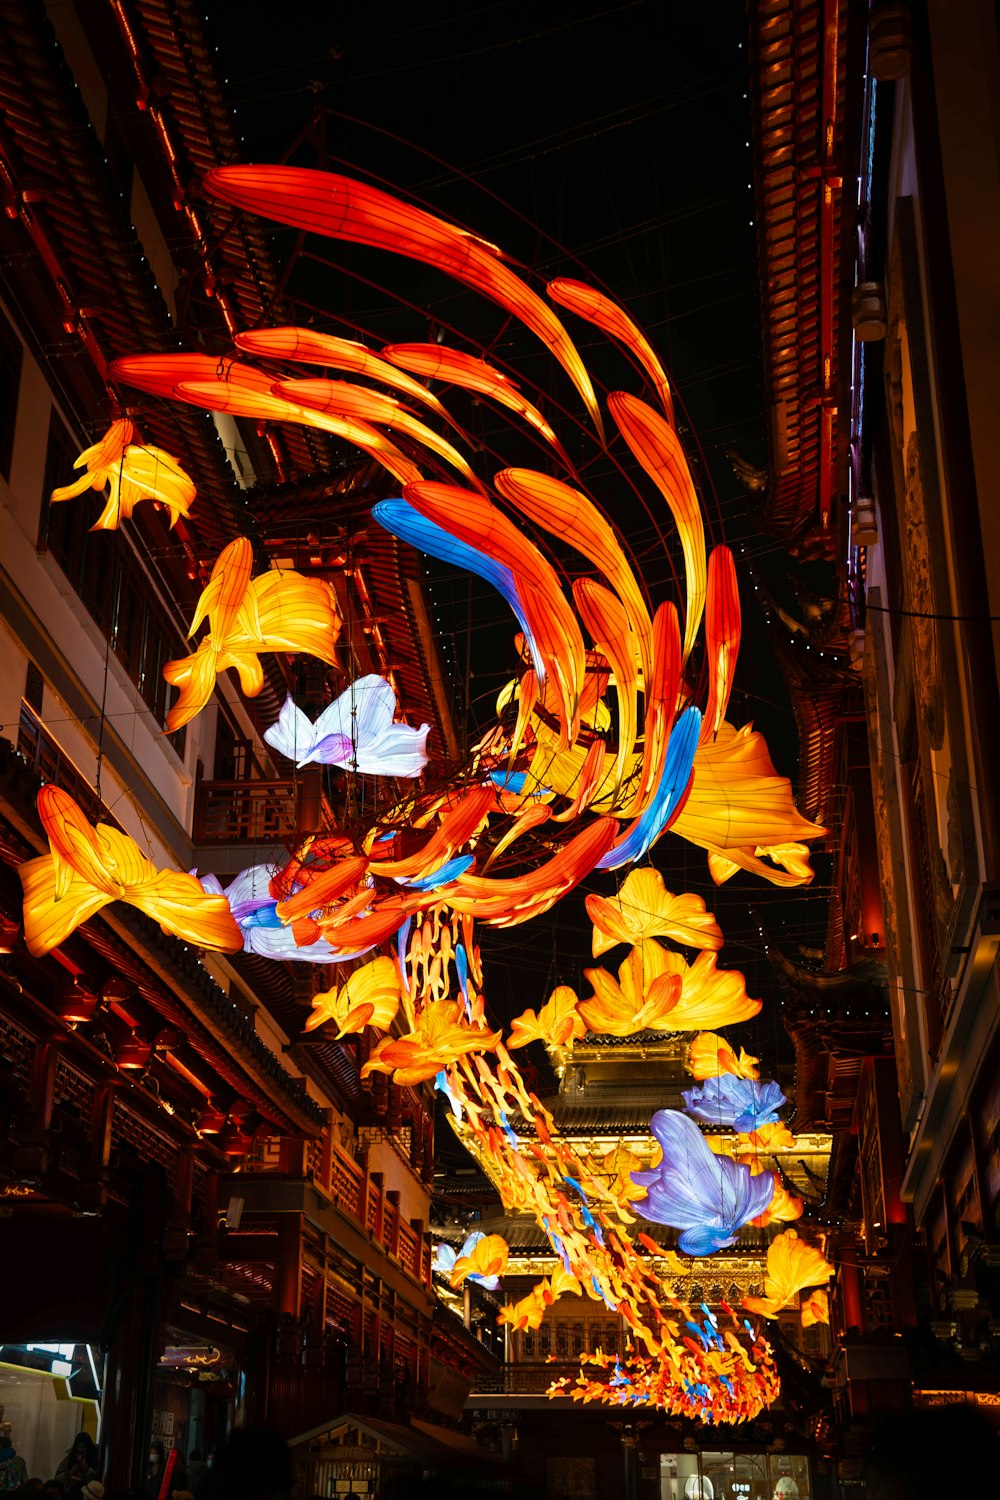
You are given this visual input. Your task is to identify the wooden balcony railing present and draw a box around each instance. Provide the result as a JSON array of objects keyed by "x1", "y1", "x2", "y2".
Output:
[
  {"x1": 240, "y1": 1130, "x2": 432, "y2": 1290},
  {"x1": 16, "y1": 701, "x2": 119, "y2": 829},
  {"x1": 192, "y1": 775, "x2": 344, "y2": 845},
  {"x1": 193, "y1": 778, "x2": 298, "y2": 844}
]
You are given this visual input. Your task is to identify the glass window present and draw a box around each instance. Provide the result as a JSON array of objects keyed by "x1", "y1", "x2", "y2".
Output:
[{"x1": 38, "y1": 409, "x2": 187, "y2": 755}]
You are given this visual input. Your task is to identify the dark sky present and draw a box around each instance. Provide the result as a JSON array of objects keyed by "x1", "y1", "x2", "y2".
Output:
[{"x1": 203, "y1": 1, "x2": 833, "y2": 1067}]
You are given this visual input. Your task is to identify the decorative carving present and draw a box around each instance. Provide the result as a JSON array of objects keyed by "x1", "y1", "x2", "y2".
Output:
[
  {"x1": 946, "y1": 774, "x2": 965, "y2": 892},
  {"x1": 903, "y1": 432, "x2": 943, "y2": 750}
]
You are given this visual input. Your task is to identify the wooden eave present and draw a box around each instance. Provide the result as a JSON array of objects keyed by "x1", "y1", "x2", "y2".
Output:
[{"x1": 749, "y1": 0, "x2": 859, "y2": 558}]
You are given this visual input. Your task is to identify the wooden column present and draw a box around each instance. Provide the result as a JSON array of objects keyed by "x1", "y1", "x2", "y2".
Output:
[
  {"x1": 275, "y1": 1212, "x2": 303, "y2": 1319},
  {"x1": 101, "y1": 1168, "x2": 167, "y2": 1492}
]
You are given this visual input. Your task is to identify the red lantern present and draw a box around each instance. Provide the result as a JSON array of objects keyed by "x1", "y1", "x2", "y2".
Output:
[
  {"x1": 115, "y1": 1033, "x2": 153, "y2": 1071},
  {"x1": 219, "y1": 1122, "x2": 252, "y2": 1158},
  {"x1": 197, "y1": 1103, "x2": 227, "y2": 1135},
  {"x1": 57, "y1": 983, "x2": 98, "y2": 1025}
]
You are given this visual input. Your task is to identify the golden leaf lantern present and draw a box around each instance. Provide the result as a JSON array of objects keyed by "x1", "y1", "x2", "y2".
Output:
[
  {"x1": 801, "y1": 1288, "x2": 830, "y2": 1328},
  {"x1": 305, "y1": 956, "x2": 403, "y2": 1036},
  {"x1": 586, "y1": 869, "x2": 724, "y2": 956},
  {"x1": 361, "y1": 1000, "x2": 500, "y2": 1086},
  {"x1": 687, "y1": 1031, "x2": 760, "y2": 1081},
  {"x1": 19, "y1": 787, "x2": 242, "y2": 957},
  {"x1": 507, "y1": 985, "x2": 586, "y2": 1049},
  {"x1": 49, "y1": 419, "x2": 196, "y2": 531},
  {"x1": 578, "y1": 941, "x2": 681, "y2": 1037},
  {"x1": 164, "y1": 537, "x2": 341, "y2": 731},
  {"x1": 449, "y1": 1233, "x2": 509, "y2": 1288},
  {"x1": 743, "y1": 1230, "x2": 834, "y2": 1319}
]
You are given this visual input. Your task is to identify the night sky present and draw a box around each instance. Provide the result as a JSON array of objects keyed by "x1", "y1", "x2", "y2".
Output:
[{"x1": 203, "y1": 1, "x2": 834, "y2": 1080}]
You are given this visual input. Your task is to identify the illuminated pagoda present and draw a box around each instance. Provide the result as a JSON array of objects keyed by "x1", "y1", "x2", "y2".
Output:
[{"x1": 448, "y1": 1017, "x2": 833, "y2": 1489}]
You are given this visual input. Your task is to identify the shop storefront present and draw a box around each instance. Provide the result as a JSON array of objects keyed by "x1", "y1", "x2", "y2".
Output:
[
  {"x1": 0, "y1": 1345, "x2": 100, "y2": 1483},
  {"x1": 660, "y1": 1451, "x2": 812, "y2": 1500}
]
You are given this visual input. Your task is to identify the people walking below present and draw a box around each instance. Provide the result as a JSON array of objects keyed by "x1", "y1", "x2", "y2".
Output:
[
  {"x1": 185, "y1": 1454, "x2": 206, "y2": 1500},
  {"x1": 53, "y1": 1437, "x2": 98, "y2": 1495},
  {"x1": 0, "y1": 1442, "x2": 28, "y2": 1495}
]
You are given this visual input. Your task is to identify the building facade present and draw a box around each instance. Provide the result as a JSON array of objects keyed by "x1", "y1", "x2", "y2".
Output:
[{"x1": 0, "y1": 1, "x2": 491, "y2": 1490}]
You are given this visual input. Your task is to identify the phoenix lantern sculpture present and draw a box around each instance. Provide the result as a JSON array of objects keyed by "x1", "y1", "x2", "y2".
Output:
[{"x1": 26, "y1": 165, "x2": 834, "y2": 1423}]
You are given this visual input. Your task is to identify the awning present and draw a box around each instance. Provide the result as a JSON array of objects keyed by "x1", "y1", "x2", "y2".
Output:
[{"x1": 291, "y1": 1411, "x2": 508, "y2": 1471}]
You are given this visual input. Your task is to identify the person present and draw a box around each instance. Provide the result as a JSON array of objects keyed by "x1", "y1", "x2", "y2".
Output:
[
  {"x1": 0, "y1": 1444, "x2": 27, "y2": 1497},
  {"x1": 185, "y1": 1454, "x2": 205, "y2": 1500},
  {"x1": 44, "y1": 1484, "x2": 65, "y2": 1500},
  {"x1": 54, "y1": 1439, "x2": 98, "y2": 1495},
  {"x1": 17, "y1": 1484, "x2": 45, "y2": 1497},
  {"x1": 80, "y1": 1484, "x2": 104, "y2": 1500},
  {"x1": 0, "y1": 1440, "x2": 28, "y2": 1495},
  {"x1": 145, "y1": 1447, "x2": 163, "y2": 1500}
]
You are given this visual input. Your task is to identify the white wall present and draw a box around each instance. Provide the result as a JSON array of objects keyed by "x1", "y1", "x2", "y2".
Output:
[{"x1": 0, "y1": 1362, "x2": 98, "y2": 1483}]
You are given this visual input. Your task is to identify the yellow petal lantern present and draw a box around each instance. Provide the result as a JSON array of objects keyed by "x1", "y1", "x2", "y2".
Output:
[
  {"x1": 19, "y1": 786, "x2": 242, "y2": 956},
  {"x1": 305, "y1": 956, "x2": 403, "y2": 1036},
  {"x1": 449, "y1": 1233, "x2": 509, "y2": 1288},
  {"x1": 586, "y1": 869, "x2": 724, "y2": 956},
  {"x1": 163, "y1": 537, "x2": 341, "y2": 731},
  {"x1": 507, "y1": 986, "x2": 586, "y2": 1050},
  {"x1": 801, "y1": 1288, "x2": 830, "y2": 1328},
  {"x1": 361, "y1": 1000, "x2": 500, "y2": 1086},
  {"x1": 687, "y1": 1031, "x2": 760, "y2": 1081},
  {"x1": 50, "y1": 418, "x2": 196, "y2": 530},
  {"x1": 743, "y1": 1230, "x2": 835, "y2": 1319}
]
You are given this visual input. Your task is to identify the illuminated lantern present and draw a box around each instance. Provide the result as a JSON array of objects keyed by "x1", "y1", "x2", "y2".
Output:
[
  {"x1": 305, "y1": 956, "x2": 402, "y2": 1036},
  {"x1": 578, "y1": 944, "x2": 681, "y2": 1038},
  {"x1": 164, "y1": 537, "x2": 341, "y2": 732},
  {"x1": 658, "y1": 949, "x2": 762, "y2": 1031},
  {"x1": 494, "y1": 467, "x2": 653, "y2": 683},
  {"x1": 448, "y1": 1231, "x2": 509, "y2": 1290},
  {"x1": 751, "y1": 1178, "x2": 804, "y2": 1228},
  {"x1": 234, "y1": 327, "x2": 464, "y2": 434},
  {"x1": 547, "y1": 277, "x2": 675, "y2": 425},
  {"x1": 19, "y1": 787, "x2": 243, "y2": 957},
  {"x1": 115, "y1": 1032, "x2": 152, "y2": 1071},
  {"x1": 801, "y1": 1288, "x2": 830, "y2": 1327},
  {"x1": 273, "y1": 377, "x2": 483, "y2": 490},
  {"x1": 49, "y1": 418, "x2": 196, "y2": 530},
  {"x1": 198, "y1": 866, "x2": 357, "y2": 964},
  {"x1": 382, "y1": 343, "x2": 571, "y2": 463},
  {"x1": 743, "y1": 1229, "x2": 835, "y2": 1319},
  {"x1": 630, "y1": 1109, "x2": 774, "y2": 1255},
  {"x1": 111, "y1": 354, "x2": 427, "y2": 487},
  {"x1": 361, "y1": 1000, "x2": 500, "y2": 1086},
  {"x1": 687, "y1": 1032, "x2": 760, "y2": 1081},
  {"x1": 264, "y1": 676, "x2": 429, "y2": 776},
  {"x1": 586, "y1": 870, "x2": 723, "y2": 956},
  {"x1": 400, "y1": 481, "x2": 587, "y2": 747},
  {"x1": 56, "y1": 983, "x2": 99, "y2": 1025},
  {"x1": 203, "y1": 166, "x2": 605, "y2": 437},
  {"x1": 674, "y1": 723, "x2": 826, "y2": 886},
  {"x1": 196, "y1": 1102, "x2": 227, "y2": 1135},
  {"x1": 681, "y1": 1076, "x2": 787, "y2": 1133},
  {"x1": 701, "y1": 545, "x2": 741, "y2": 742},
  {"x1": 609, "y1": 391, "x2": 706, "y2": 661},
  {"x1": 507, "y1": 986, "x2": 585, "y2": 1050}
]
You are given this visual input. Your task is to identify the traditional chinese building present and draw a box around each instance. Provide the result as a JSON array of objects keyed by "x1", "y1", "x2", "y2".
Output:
[
  {"x1": 449, "y1": 1029, "x2": 832, "y2": 1498},
  {"x1": 747, "y1": 0, "x2": 1000, "y2": 1474},
  {"x1": 0, "y1": 1, "x2": 493, "y2": 1490}
]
